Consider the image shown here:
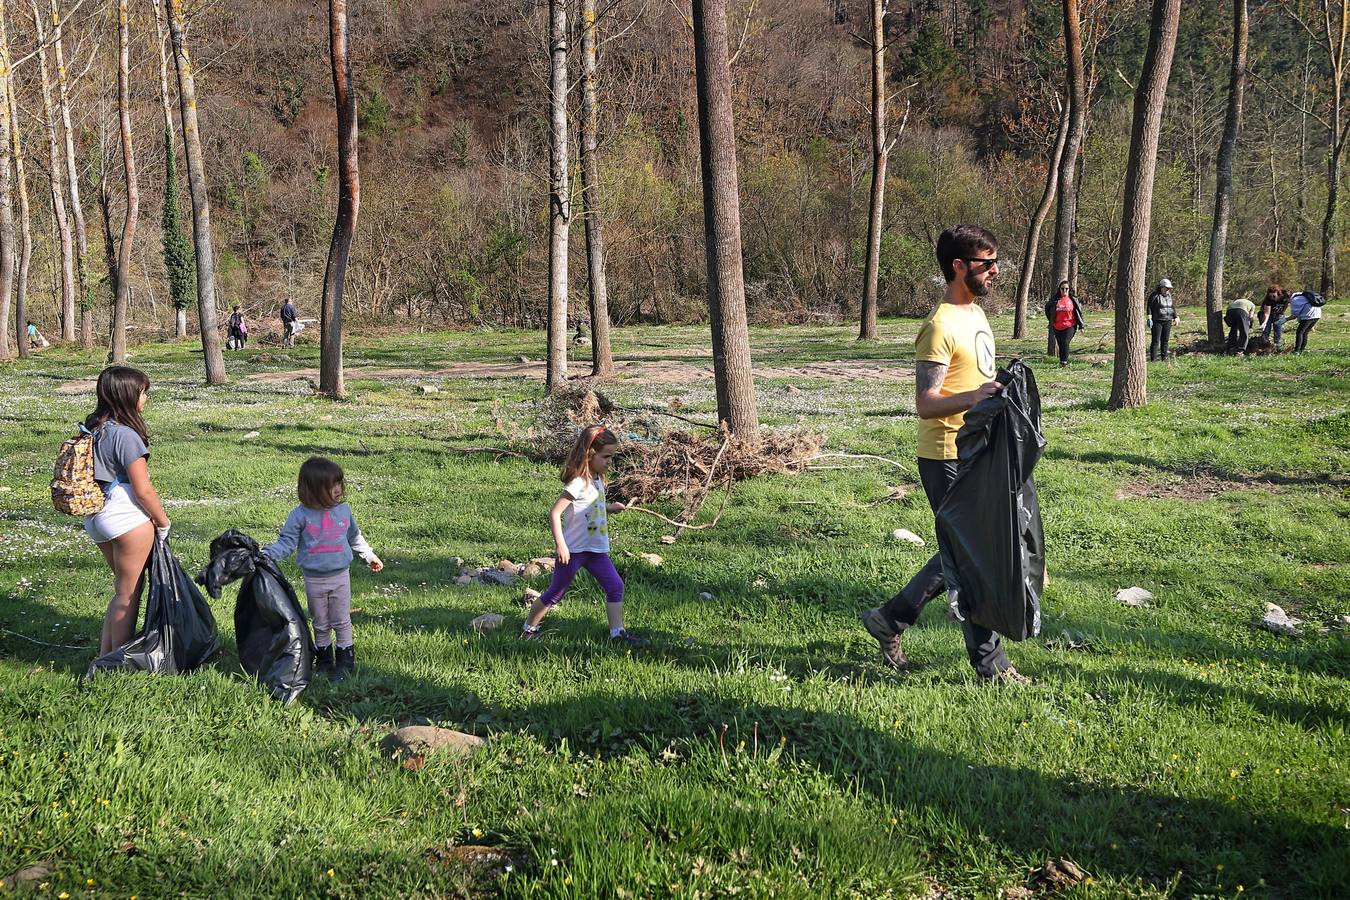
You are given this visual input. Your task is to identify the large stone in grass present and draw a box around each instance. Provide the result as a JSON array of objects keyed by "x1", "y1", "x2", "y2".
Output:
[
  {"x1": 381, "y1": 726, "x2": 485, "y2": 764},
  {"x1": 1, "y1": 862, "x2": 51, "y2": 891},
  {"x1": 470, "y1": 613, "x2": 504, "y2": 632},
  {"x1": 891, "y1": 528, "x2": 925, "y2": 547},
  {"x1": 1115, "y1": 587, "x2": 1153, "y2": 607},
  {"x1": 480, "y1": 569, "x2": 517, "y2": 587},
  {"x1": 1260, "y1": 603, "x2": 1302, "y2": 637}
]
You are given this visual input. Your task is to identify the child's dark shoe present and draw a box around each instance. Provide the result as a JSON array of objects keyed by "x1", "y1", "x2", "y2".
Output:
[
  {"x1": 314, "y1": 644, "x2": 334, "y2": 675},
  {"x1": 520, "y1": 625, "x2": 544, "y2": 641},
  {"x1": 331, "y1": 645, "x2": 356, "y2": 683},
  {"x1": 610, "y1": 629, "x2": 649, "y2": 648}
]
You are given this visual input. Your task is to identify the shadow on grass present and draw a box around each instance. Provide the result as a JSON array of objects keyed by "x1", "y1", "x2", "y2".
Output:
[{"x1": 1045, "y1": 450, "x2": 1339, "y2": 487}]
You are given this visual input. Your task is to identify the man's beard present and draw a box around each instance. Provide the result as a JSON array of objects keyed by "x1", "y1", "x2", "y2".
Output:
[{"x1": 965, "y1": 269, "x2": 993, "y2": 297}]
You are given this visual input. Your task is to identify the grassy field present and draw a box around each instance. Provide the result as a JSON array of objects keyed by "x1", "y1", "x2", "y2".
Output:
[{"x1": 1, "y1": 311, "x2": 1348, "y2": 898}]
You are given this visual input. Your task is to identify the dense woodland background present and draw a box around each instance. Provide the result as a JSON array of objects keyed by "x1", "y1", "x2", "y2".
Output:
[{"x1": 4, "y1": 1, "x2": 1338, "y2": 337}]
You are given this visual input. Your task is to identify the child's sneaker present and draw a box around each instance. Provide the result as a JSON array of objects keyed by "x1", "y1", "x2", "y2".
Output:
[
  {"x1": 520, "y1": 625, "x2": 544, "y2": 641},
  {"x1": 610, "y1": 629, "x2": 649, "y2": 648}
]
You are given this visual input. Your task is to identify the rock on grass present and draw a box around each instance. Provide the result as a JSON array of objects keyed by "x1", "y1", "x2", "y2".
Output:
[
  {"x1": 381, "y1": 726, "x2": 485, "y2": 769},
  {"x1": 1115, "y1": 587, "x2": 1153, "y2": 607}
]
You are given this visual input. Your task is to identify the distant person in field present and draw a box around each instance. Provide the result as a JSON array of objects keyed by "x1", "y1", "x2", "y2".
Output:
[
  {"x1": 1147, "y1": 278, "x2": 1180, "y2": 361},
  {"x1": 280, "y1": 298, "x2": 298, "y2": 348},
  {"x1": 1287, "y1": 288, "x2": 1325, "y2": 353},
  {"x1": 860, "y1": 224, "x2": 1028, "y2": 684},
  {"x1": 1225, "y1": 296, "x2": 1257, "y2": 354},
  {"x1": 1258, "y1": 285, "x2": 1290, "y2": 351},
  {"x1": 227, "y1": 305, "x2": 248, "y2": 350},
  {"x1": 80, "y1": 367, "x2": 172, "y2": 655},
  {"x1": 520, "y1": 425, "x2": 648, "y2": 647},
  {"x1": 264, "y1": 457, "x2": 383, "y2": 683},
  {"x1": 1044, "y1": 279, "x2": 1085, "y2": 367}
]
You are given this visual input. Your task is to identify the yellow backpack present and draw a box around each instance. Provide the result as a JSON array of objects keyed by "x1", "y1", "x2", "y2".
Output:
[{"x1": 52, "y1": 424, "x2": 104, "y2": 515}]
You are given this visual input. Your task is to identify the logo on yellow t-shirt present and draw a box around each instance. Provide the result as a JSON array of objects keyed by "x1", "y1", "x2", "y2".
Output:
[{"x1": 976, "y1": 331, "x2": 995, "y2": 378}]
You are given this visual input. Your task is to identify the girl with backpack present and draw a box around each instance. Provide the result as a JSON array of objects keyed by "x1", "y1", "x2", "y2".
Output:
[
  {"x1": 77, "y1": 367, "x2": 172, "y2": 655},
  {"x1": 520, "y1": 425, "x2": 647, "y2": 646},
  {"x1": 1288, "y1": 289, "x2": 1325, "y2": 353}
]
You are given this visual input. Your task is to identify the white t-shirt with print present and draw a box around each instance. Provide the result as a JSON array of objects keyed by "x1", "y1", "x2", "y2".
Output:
[{"x1": 561, "y1": 476, "x2": 609, "y2": 554}]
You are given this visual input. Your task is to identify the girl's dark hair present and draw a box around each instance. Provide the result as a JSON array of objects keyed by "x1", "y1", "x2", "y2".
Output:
[
  {"x1": 85, "y1": 366, "x2": 151, "y2": 444},
  {"x1": 1058, "y1": 280, "x2": 1071, "y2": 293},
  {"x1": 298, "y1": 456, "x2": 346, "y2": 509},
  {"x1": 1265, "y1": 284, "x2": 1283, "y2": 302},
  {"x1": 935, "y1": 224, "x2": 998, "y2": 282},
  {"x1": 560, "y1": 425, "x2": 619, "y2": 483}
]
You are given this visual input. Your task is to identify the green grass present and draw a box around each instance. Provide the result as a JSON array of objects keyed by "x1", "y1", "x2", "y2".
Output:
[{"x1": 1, "y1": 312, "x2": 1348, "y2": 898}]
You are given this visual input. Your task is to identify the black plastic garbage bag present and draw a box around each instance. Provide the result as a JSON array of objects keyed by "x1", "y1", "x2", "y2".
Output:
[
  {"x1": 198, "y1": 529, "x2": 313, "y2": 703},
  {"x1": 87, "y1": 539, "x2": 221, "y2": 678},
  {"x1": 934, "y1": 359, "x2": 1046, "y2": 641}
]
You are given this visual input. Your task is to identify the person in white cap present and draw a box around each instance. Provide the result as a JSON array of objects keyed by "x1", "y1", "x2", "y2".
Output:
[{"x1": 1147, "y1": 278, "x2": 1180, "y2": 361}]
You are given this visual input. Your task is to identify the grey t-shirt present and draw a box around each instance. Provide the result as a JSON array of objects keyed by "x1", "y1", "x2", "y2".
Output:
[{"x1": 91, "y1": 421, "x2": 148, "y2": 486}]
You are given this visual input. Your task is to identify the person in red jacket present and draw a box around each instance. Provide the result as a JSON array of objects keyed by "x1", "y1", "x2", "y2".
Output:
[{"x1": 1043, "y1": 280, "x2": 1086, "y2": 367}]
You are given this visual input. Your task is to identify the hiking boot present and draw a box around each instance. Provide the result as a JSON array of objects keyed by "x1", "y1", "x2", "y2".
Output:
[
  {"x1": 610, "y1": 629, "x2": 649, "y2": 648},
  {"x1": 860, "y1": 608, "x2": 909, "y2": 669},
  {"x1": 982, "y1": 666, "x2": 1031, "y2": 686},
  {"x1": 331, "y1": 645, "x2": 355, "y2": 684},
  {"x1": 313, "y1": 644, "x2": 334, "y2": 675}
]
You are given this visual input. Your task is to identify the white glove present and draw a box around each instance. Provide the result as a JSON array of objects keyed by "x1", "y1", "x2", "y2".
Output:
[{"x1": 155, "y1": 523, "x2": 171, "y2": 545}]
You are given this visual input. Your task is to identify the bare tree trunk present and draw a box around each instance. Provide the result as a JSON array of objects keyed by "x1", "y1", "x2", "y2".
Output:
[
  {"x1": 33, "y1": 4, "x2": 78, "y2": 354},
  {"x1": 108, "y1": 0, "x2": 137, "y2": 363},
  {"x1": 579, "y1": 0, "x2": 613, "y2": 376},
  {"x1": 1110, "y1": 0, "x2": 1181, "y2": 411},
  {"x1": 1014, "y1": 98, "x2": 1069, "y2": 339},
  {"x1": 859, "y1": 0, "x2": 893, "y2": 341},
  {"x1": 0, "y1": 3, "x2": 13, "y2": 360},
  {"x1": 1050, "y1": 0, "x2": 1086, "y2": 289},
  {"x1": 167, "y1": 0, "x2": 224, "y2": 383},
  {"x1": 1205, "y1": 0, "x2": 1248, "y2": 345},
  {"x1": 319, "y1": 0, "x2": 357, "y2": 399},
  {"x1": 151, "y1": 0, "x2": 186, "y2": 340},
  {"x1": 8, "y1": 55, "x2": 31, "y2": 358},
  {"x1": 693, "y1": 0, "x2": 759, "y2": 437},
  {"x1": 1322, "y1": 5, "x2": 1350, "y2": 297},
  {"x1": 52, "y1": 0, "x2": 90, "y2": 348},
  {"x1": 545, "y1": 0, "x2": 570, "y2": 391}
]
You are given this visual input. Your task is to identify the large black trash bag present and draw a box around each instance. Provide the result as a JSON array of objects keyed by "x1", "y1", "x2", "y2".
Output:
[
  {"x1": 198, "y1": 529, "x2": 313, "y2": 703},
  {"x1": 87, "y1": 539, "x2": 221, "y2": 678},
  {"x1": 935, "y1": 359, "x2": 1046, "y2": 641}
]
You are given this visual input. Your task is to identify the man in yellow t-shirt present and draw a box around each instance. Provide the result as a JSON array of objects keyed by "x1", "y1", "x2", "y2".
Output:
[{"x1": 860, "y1": 224, "x2": 1028, "y2": 684}]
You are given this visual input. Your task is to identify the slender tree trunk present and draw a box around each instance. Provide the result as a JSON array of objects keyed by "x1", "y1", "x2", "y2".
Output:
[
  {"x1": 97, "y1": 135, "x2": 117, "y2": 313},
  {"x1": 859, "y1": 0, "x2": 890, "y2": 341},
  {"x1": 167, "y1": 0, "x2": 225, "y2": 383},
  {"x1": 152, "y1": 0, "x2": 187, "y2": 339},
  {"x1": 108, "y1": 0, "x2": 137, "y2": 363},
  {"x1": 545, "y1": 0, "x2": 569, "y2": 391},
  {"x1": 8, "y1": 57, "x2": 30, "y2": 358},
  {"x1": 1205, "y1": 0, "x2": 1248, "y2": 345},
  {"x1": 1320, "y1": 2, "x2": 1350, "y2": 298},
  {"x1": 52, "y1": 0, "x2": 90, "y2": 348},
  {"x1": 1014, "y1": 98, "x2": 1070, "y2": 339},
  {"x1": 579, "y1": 0, "x2": 613, "y2": 376},
  {"x1": 0, "y1": 3, "x2": 13, "y2": 360},
  {"x1": 1050, "y1": 0, "x2": 1086, "y2": 289},
  {"x1": 1110, "y1": 0, "x2": 1181, "y2": 411},
  {"x1": 693, "y1": 0, "x2": 759, "y2": 436},
  {"x1": 33, "y1": 5, "x2": 77, "y2": 353},
  {"x1": 320, "y1": 0, "x2": 357, "y2": 399}
]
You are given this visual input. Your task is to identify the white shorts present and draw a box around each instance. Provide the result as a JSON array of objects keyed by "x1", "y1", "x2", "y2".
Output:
[{"x1": 83, "y1": 482, "x2": 151, "y2": 544}]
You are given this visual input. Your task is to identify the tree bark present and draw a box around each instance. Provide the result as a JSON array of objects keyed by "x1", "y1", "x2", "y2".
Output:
[
  {"x1": 1013, "y1": 98, "x2": 1070, "y2": 339},
  {"x1": 52, "y1": 0, "x2": 90, "y2": 348},
  {"x1": 320, "y1": 0, "x2": 357, "y2": 399},
  {"x1": 1205, "y1": 0, "x2": 1247, "y2": 345},
  {"x1": 1050, "y1": 0, "x2": 1086, "y2": 290},
  {"x1": 859, "y1": 0, "x2": 890, "y2": 342},
  {"x1": 8, "y1": 52, "x2": 31, "y2": 359},
  {"x1": 1109, "y1": 0, "x2": 1181, "y2": 411},
  {"x1": 108, "y1": 0, "x2": 137, "y2": 363},
  {"x1": 0, "y1": 3, "x2": 13, "y2": 360},
  {"x1": 152, "y1": 0, "x2": 188, "y2": 339},
  {"x1": 167, "y1": 0, "x2": 224, "y2": 383},
  {"x1": 33, "y1": 3, "x2": 78, "y2": 353},
  {"x1": 579, "y1": 0, "x2": 613, "y2": 377},
  {"x1": 545, "y1": 0, "x2": 570, "y2": 391},
  {"x1": 693, "y1": 0, "x2": 759, "y2": 437},
  {"x1": 1321, "y1": 2, "x2": 1350, "y2": 297}
]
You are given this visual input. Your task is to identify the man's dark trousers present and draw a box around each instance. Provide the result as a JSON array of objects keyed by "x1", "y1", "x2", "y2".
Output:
[{"x1": 880, "y1": 457, "x2": 1010, "y2": 677}]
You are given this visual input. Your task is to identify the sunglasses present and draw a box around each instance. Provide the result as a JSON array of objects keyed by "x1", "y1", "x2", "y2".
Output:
[{"x1": 960, "y1": 257, "x2": 1000, "y2": 269}]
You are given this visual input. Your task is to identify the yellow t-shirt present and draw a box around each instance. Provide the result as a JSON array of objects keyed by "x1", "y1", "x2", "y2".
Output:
[{"x1": 915, "y1": 302, "x2": 997, "y2": 461}]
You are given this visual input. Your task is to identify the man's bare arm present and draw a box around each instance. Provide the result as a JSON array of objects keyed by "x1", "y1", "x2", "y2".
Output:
[{"x1": 915, "y1": 360, "x2": 1001, "y2": 419}]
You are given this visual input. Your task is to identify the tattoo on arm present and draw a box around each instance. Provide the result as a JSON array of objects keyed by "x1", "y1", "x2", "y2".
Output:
[{"x1": 916, "y1": 361, "x2": 948, "y2": 395}]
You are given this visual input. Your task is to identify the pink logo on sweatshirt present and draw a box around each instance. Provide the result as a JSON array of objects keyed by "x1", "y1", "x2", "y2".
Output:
[{"x1": 305, "y1": 510, "x2": 349, "y2": 555}]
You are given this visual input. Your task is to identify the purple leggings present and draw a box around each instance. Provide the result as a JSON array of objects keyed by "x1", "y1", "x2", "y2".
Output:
[{"x1": 539, "y1": 551, "x2": 624, "y2": 607}]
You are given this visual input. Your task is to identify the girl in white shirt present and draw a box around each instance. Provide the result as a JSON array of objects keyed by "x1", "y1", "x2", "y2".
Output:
[{"x1": 521, "y1": 425, "x2": 646, "y2": 646}]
